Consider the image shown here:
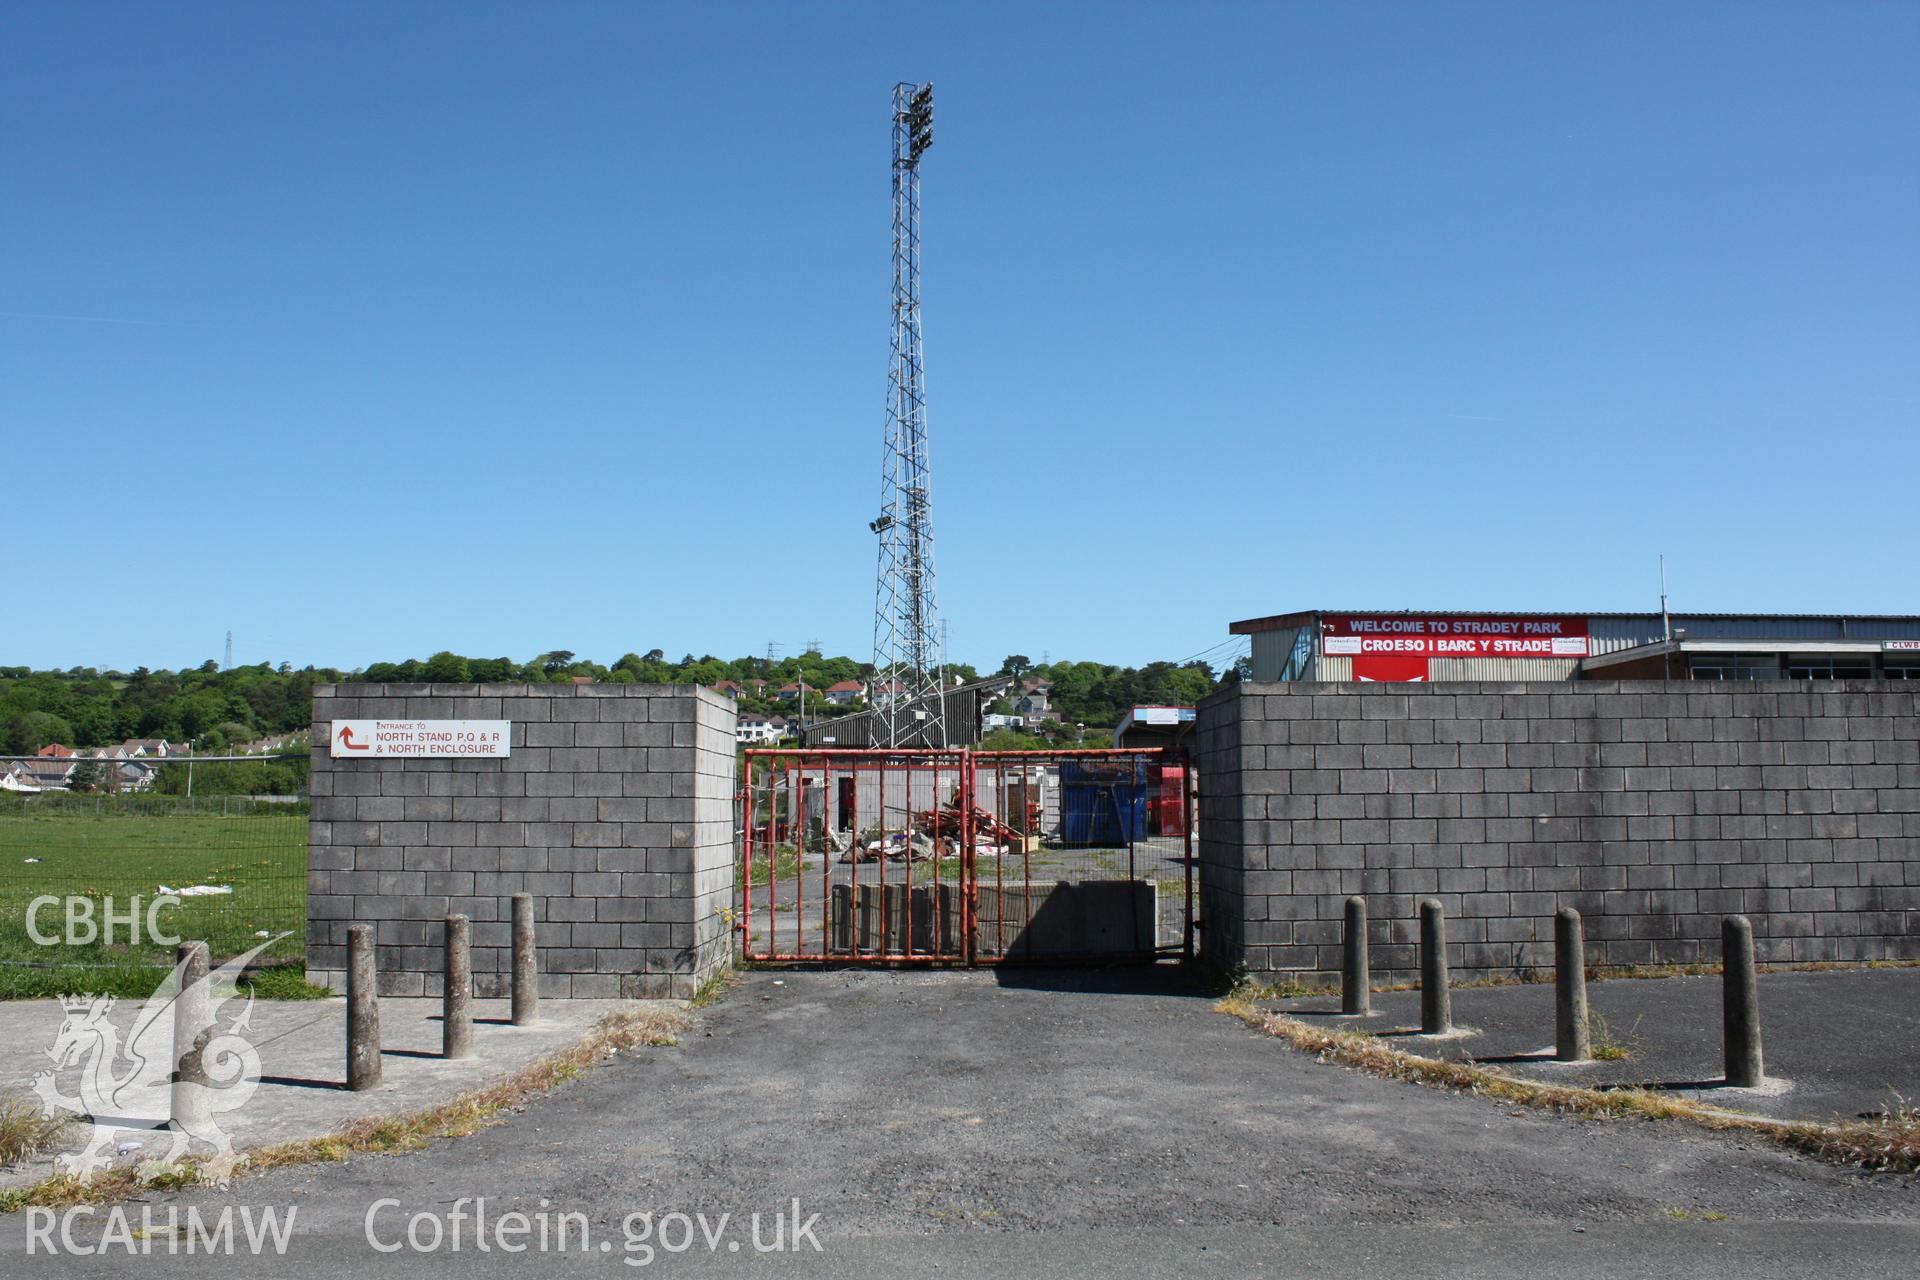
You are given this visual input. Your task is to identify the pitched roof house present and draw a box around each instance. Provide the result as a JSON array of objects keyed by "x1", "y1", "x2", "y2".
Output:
[{"x1": 823, "y1": 680, "x2": 867, "y2": 706}]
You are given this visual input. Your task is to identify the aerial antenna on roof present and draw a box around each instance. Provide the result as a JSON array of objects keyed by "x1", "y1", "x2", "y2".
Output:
[{"x1": 1659, "y1": 555, "x2": 1671, "y2": 644}]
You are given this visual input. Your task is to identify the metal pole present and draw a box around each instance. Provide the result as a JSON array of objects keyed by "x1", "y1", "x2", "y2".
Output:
[
  {"x1": 346, "y1": 924, "x2": 381, "y2": 1090},
  {"x1": 1181, "y1": 752, "x2": 1195, "y2": 962},
  {"x1": 1555, "y1": 907, "x2": 1590, "y2": 1061},
  {"x1": 1722, "y1": 915, "x2": 1764, "y2": 1087},
  {"x1": 443, "y1": 914, "x2": 472, "y2": 1059},
  {"x1": 1419, "y1": 898, "x2": 1451, "y2": 1035},
  {"x1": 171, "y1": 941, "x2": 212, "y2": 1130},
  {"x1": 511, "y1": 893, "x2": 538, "y2": 1026},
  {"x1": 1342, "y1": 896, "x2": 1370, "y2": 1016}
]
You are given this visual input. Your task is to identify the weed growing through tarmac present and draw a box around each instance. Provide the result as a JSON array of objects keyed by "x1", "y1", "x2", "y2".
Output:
[
  {"x1": 1588, "y1": 1012, "x2": 1640, "y2": 1062},
  {"x1": 690, "y1": 969, "x2": 741, "y2": 1009},
  {"x1": 1234, "y1": 976, "x2": 1335, "y2": 1001},
  {"x1": 0, "y1": 1091, "x2": 75, "y2": 1167},
  {"x1": 1215, "y1": 984, "x2": 1920, "y2": 1176},
  {"x1": 0, "y1": 1003, "x2": 695, "y2": 1214}
]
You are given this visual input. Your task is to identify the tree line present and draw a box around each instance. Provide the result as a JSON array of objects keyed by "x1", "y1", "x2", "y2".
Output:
[{"x1": 0, "y1": 648, "x2": 1230, "y2": 755}]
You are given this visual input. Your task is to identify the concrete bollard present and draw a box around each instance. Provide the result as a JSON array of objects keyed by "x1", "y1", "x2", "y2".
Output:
[
  {"x1": 444, "y1": 914, "x2": 473, "y2": 1060},
  {"x1": 1419, "y1": 898, "x2": 1452, "y2": 1035},
  {"x1": 1722, "y1": 915, "x2": 1764, "y2": 1088},
  {"x1": 1341, "y1": 896, "x2": 1371, "y2": 1016},
  {"x1": 511, "y1": 893, "x2": 538, "y2": 1026},
  {"x1": 1554, "y1": 907, "x2": 1591, "y2": 1062},
  {"x1": 347, "y1": 924, "x2": 382, "y2": 1091},
  {"x1": 171, "y1": 941, "x2": 212, "y2": 1130}
]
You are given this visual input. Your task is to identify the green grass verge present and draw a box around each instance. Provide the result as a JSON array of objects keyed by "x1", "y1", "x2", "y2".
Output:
[
  {"x1": 0, "y1": 963, "x2": 331, "y2": 1001},
  {"x1": 0, "y1": 811, "x2": 306, "y2": 979}
]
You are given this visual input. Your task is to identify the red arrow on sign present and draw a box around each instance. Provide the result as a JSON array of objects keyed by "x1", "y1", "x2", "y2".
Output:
[{"x1": 336, "y1": 725, "x2": 370, "y2": 751}]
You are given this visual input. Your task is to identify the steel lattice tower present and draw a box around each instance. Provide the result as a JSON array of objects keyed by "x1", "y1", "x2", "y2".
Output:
[{"x1": 871, "y1": 81, "x2": 946, "y2": 748}]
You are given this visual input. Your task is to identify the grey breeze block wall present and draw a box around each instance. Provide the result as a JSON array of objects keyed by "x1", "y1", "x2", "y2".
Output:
[
  {"x1": 309, "y1": 683, "x2": 737, "y2": 1000},
  {"x1": 1197, "y1": 681, "x2": 1920, "y2": 982}
]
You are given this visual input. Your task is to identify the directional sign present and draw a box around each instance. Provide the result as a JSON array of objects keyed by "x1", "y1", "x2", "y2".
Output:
[{"x1": 329, "y1": 720, "x2": 512, "y2": 758}]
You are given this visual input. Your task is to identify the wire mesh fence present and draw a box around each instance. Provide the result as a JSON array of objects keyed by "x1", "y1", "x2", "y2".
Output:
[{"x1": 0, "y1": 757, "x2": 308, "y2": 985}]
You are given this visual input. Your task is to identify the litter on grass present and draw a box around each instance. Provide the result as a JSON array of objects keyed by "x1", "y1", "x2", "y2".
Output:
[{"x1": 158, "y1": 883, "x2": 234, "y2": 897}]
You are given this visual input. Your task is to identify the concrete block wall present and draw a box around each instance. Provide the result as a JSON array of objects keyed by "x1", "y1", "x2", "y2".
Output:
[
  {"x1": 1198, "y1": 681, "x2": 1920, "y2": 982},
  {"x1": 309, "y1": 683, "x2": 736, "y2": 1000}
]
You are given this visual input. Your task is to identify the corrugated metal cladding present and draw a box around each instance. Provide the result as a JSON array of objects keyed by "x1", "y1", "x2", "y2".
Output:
[
  {"x1": 801, "y1": 685, "x2": 987, "y2": 748},
  {"x1": 1249, "y1": 628, "x2": 1308, "y2": 683},
  {"x1": 1426, "y1": 657, "x2": 1582, "y2": 680},
  {"x1": 1566, "y1": 614, "x2": 1920, "y2": 655},
  {"x1": 1662, "y1": 614, "x2": 1920, "y2": 642}
]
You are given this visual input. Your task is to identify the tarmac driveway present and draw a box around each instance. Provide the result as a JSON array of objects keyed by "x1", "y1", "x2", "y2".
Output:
[{"x1": 3, "y1": 966, "x2": 1916, "y2": 1277}]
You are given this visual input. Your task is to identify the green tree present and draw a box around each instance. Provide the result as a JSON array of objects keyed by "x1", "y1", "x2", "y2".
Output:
[
  {"x1": 424, "y1": 651, "x2": 472, "y2": 682},
  {"x1": 469, "y1": 657, "x2": 516, "y2": 682},
  {"x1": 5, "y1": 711, "x2": 76, "y2": 753}
]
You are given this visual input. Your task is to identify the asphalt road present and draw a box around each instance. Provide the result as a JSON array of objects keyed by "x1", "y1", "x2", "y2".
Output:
[
  {"x1": 3, "y1": 967, "x2": 1915, "y2": 1277},
  {"x1": 1272, "y1": 966, "x2": 1920, "y2": 1122}
]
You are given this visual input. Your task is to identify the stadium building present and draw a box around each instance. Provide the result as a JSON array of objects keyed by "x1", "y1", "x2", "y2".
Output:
[{"x1": 1230, "y1": 610, "x2": 1920, "y2": 683}]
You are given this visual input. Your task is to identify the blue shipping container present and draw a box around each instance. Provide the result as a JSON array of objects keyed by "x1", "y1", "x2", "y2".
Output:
[{"x1": 1060, "y1": 760, "x2": 1149, "y2": 845}]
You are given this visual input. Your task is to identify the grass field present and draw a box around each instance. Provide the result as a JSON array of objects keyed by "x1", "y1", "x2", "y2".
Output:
[{"x1": 0, "y1": 808, "x2": 309, "y2": 997}]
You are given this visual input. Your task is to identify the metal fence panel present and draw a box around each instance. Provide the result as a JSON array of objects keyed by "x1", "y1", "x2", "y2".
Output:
[{"x1": 0, "y1": 758, "x2": 307, "y2": 980}]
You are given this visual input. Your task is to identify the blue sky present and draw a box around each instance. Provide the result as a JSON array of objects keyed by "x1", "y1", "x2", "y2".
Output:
[{"x1": 5, "y1": 2, "x2": 1915, "y2": 675}]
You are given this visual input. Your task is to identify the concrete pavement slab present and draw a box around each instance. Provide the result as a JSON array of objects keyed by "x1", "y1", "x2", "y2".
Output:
[{"x1": 0, "y1": 995, "x2": 677, "y2": 1189}]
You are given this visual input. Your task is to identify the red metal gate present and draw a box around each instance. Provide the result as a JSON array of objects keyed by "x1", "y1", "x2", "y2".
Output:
[{"x1": 739, "y1": 747, "x2": 1194, "y2": 965}]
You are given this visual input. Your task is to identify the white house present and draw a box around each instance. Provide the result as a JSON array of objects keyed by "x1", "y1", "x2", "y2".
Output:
[
  {"x1": 823, "y1": 680, "x2": 867, "y2": 707},
  {"x1": 736, "y1": 715, "x2": 792, "y2": 746},
  {"x1": 1015, "y1": 679, "x2": 1057, "y2": 721},
  {"x1": 115, "y1": 760, "x2": 158, "y2": 792},
  {"x1": 11, "y1": 759, "x2": 74, "y2": 791}
]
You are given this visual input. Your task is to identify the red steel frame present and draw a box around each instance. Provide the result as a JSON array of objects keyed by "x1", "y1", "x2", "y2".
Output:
[{"x1": 739, "y1": 746, "x2": 1194, "y2": 966}]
